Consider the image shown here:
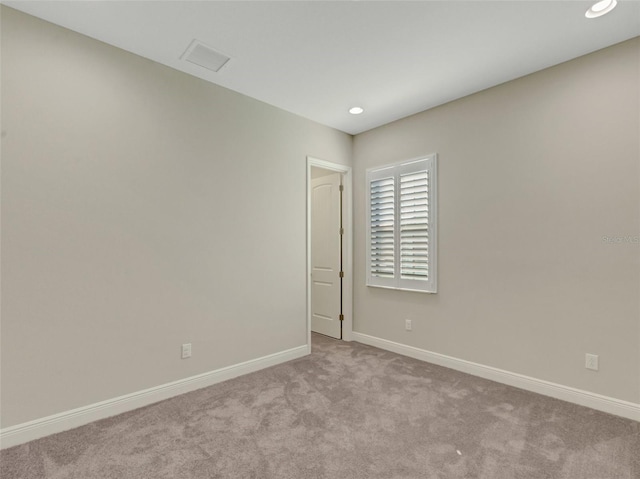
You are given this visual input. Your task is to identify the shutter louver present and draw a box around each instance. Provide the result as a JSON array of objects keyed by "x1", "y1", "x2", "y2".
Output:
[
  {"x1": 370, "y1": 177, "x2": 395, "y2": 279},
  {"x1": 400, "y1": 170, "x2": 429, "y2": 281}
]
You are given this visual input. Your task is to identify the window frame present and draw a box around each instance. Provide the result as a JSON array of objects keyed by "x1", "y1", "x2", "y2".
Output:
[{"x1": 366, "y1": 154, "x2": 437, "y2": 293}]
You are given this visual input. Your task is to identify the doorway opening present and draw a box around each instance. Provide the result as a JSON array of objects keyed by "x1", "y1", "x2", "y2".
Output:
[{"x1": 306, "y1": 157, "x2": 353, "y2": 349}]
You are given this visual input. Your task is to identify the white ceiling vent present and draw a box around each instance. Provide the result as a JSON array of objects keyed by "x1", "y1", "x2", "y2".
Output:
[{"x1": 181, "y1": 40, "x2": 230, "y2": 73}]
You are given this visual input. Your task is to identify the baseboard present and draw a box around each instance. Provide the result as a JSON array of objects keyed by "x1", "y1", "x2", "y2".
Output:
[
  {"x1": 0, "y1": 345, "x2": 308, "y2": 449},
  {"x1": 352, "y1": 332, "x2": 640, "y2": 422}
]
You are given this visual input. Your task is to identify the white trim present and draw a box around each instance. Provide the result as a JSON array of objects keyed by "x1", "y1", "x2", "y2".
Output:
[
  {"x1": 307, "y1": 156, "x2": 353, "y2": 342},
  {"x1": 0, "y1": 345, "x2": 308, "y2": 449},
  {"x1": 352, "y1": 332, "x2": 640, "y2": 422}
]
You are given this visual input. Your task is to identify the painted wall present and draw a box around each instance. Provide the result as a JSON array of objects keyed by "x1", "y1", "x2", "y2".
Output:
[
  {"x1": 353, "y1": 38, "x2": 640, "y2": 404},
  {"x1": 0, "y1": 7, "x2": 352, "y2": 428}
]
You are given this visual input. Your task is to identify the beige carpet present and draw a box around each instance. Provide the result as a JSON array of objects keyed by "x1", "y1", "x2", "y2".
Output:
[{"x1": 1, "y1": 333, "x2": 638, "y2": 478}]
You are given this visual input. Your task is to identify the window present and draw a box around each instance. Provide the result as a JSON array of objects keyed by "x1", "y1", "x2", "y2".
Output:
[{"x1": 366, "y1": 155, "x2": 437, "y2": 293}]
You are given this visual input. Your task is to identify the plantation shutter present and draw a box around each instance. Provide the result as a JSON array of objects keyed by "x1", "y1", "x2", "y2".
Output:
[
  {"x1": 399, "y1": 169, "x2": 429, "y2": 281},
  {"x1": 370, "y1": 176, "x2": 395, "y2": 279},
  {"x1": 366, "y1": 155, "x2": 437, "y2": 293}
]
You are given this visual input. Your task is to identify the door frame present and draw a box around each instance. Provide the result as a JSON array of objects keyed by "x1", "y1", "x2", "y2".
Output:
[{"x1": 307, "y1": 156, "x2": 353, "y2": 350}]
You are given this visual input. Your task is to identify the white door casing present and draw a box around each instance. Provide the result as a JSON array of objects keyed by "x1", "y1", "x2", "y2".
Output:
[
  {"x1": 306, "y1": 156, "x2": 353, "y2": 348},
  {"x1": 310, "y1": 172, "x2": 342, "y2": 339}
]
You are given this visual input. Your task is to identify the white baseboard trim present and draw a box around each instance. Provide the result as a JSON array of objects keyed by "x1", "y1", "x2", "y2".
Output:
[
  {"x1": 0, "y1": 345, "x2": 308, "y2": 449},
  {"x1": 352, "y1": 332, "x2": 640, "y2": 422}
]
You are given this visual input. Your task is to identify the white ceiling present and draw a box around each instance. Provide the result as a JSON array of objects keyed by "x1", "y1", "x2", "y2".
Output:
[{"x1": 5, "y1": 1, "x2": 640, "y2": 135}]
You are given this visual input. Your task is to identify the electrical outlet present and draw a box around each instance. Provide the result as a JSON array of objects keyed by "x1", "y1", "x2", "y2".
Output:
[
  {"x1": 182, "y1": 343, "x2": 192, "y2": 359},
  {"x1": 585, "y1": 353, "x2": 598, "y2": 371},
  {"x1": 405, "y1": 319, "x2": 412, "y2": 331}
]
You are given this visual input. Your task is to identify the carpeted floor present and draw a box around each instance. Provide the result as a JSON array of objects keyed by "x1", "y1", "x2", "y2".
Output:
[{"x1": 1, "y1": 333, "x2": 638, "y2": 478}]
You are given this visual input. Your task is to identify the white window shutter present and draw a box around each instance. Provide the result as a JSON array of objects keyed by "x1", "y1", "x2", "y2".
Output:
[
  {"x1": 400, "y1": 169, "x2": 429, "y2": 280},
  {"x1": 370, "y1": 176, "x2": 395, "y2": 280},
  {"x1": 366, "y1": 155, "x2": 437, "y2": 293}
]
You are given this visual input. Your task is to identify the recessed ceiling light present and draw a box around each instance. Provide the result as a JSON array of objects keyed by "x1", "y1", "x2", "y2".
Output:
[
  {"x1": 585, "y1": 0, "x2": 617, "y2": 18},
  {"x1": 349, "y1": 106, "x2": 364, "y2": 115}
]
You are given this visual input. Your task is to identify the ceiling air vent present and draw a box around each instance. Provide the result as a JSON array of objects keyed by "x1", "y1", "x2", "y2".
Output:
[{"x1": 181, "y1": 40, "x2": 230, "y2": 73}]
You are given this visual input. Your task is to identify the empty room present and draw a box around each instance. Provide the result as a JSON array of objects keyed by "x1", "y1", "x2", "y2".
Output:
[{"x1": 1, "y1": 1, "x2": 639, "y2": 478}]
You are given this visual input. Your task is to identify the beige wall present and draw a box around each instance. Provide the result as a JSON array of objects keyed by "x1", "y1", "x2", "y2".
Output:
[
  {"x1": 0, "y1": 7, "x2": 352, "y2": 428},
  {"x1": 353, "y1": 38, "x2": 640, "y2": 404},
  {"x1": 2, "y1": 5, "x2": 638, "y2": 431}
]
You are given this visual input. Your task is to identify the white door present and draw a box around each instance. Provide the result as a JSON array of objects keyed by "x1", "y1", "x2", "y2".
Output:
[{"x1": 311, "y1": 173, "x2": 342, "y2": 339}]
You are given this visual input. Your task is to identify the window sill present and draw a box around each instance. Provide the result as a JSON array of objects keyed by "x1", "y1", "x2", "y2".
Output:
[{"x1": 366, "y1": 283, "x2": 436, "y2": 294}]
